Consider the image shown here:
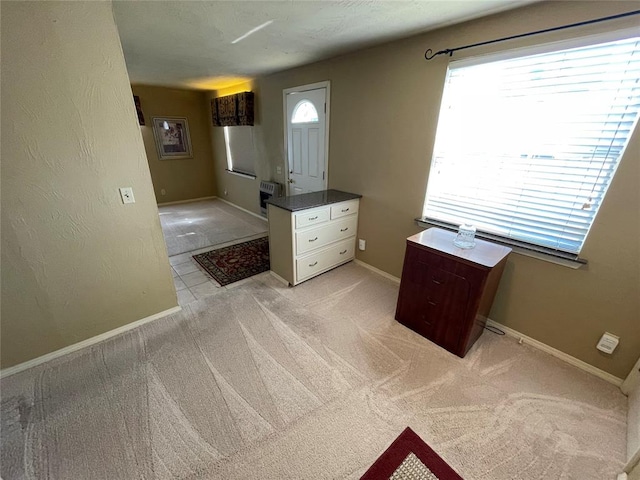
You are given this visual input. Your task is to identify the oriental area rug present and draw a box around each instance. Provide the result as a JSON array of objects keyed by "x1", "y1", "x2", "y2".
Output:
[
  {"x1": 193, "y1": 236, "x2": 270, "y2": 286},
  {"x1": 360, "y1": 428, "x2": 463, "y2": 480}
]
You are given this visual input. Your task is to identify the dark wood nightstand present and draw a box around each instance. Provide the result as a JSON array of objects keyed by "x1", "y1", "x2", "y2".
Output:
[{"x1": 395, "y1": 228, "x2": 511, "y2": 357}]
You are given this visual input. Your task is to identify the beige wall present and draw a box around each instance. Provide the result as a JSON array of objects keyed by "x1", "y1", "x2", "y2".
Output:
[
  {"x1": 207, "y1": 82, "x2": 265, "y2": 215},
  {"x1": 1, "y1": 2, "x2": 177, "y2": 368},
  {"x1": 132, "y1": 85, "x2": 217, "y2": 204},
  {"x1": 213, "y1": 1, "x2": 639, "y2": 378}
]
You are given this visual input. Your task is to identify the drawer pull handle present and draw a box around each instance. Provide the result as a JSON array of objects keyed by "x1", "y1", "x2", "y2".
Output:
[
  {"x1": 309, "y1": 237, "x2": 318, "y2": 242},
  {"x1": 309, "y1": 261, "x2": 318, "y2": 267},
  {"x1": 340, "y1": 227, "x2": 349, "y2": 232},
  {"x1": 309, "y1": 216, "x2": 318, "y2": 220},
  {"x1": 339, "y1": 249, "x2": 347, "y2": 255},
  {"x1": 428, "y1": 301, "x2": 438, "y2": 306},
  {"x1": 432, "y1": 279, "x2": 443, "y2": 285},
  {"x1": 341, "y1": 208, "x2": 350, "y2": 212}
]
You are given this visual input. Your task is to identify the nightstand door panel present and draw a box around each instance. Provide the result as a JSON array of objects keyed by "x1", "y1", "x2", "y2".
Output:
[{"x1": 396, "y1": 257, "x2": 439, "y2": 335}]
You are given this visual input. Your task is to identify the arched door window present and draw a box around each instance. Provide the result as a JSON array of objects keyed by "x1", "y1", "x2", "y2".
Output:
[{"x1": 291, "y1": 100, "x2": 319, "y2": 124}]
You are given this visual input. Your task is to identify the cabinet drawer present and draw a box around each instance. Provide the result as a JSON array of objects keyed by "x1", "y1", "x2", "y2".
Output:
[
  {"x1": 296, "y1": 238, "x2": 355, "y2": 281},
  {"x1": 295, "y1": 207, "x2": 330, "y2": 229},
  {"x1": 295, "y1": 216, "x2": 357, "y2": 255},
  {"x1": 330, "y1": 200, "x2": 359, "y2": 219},
  {"x1": 408, "y1": 242, "x2": 480, "y2": 279}
]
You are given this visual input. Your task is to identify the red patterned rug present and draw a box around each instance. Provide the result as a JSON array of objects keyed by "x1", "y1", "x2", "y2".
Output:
[
  {"x1": 192, "y1": 237, "x2": 270, "y2": 286},
  {"x1": 360, "y1": 428, "x2": 463, "y2": 480}
]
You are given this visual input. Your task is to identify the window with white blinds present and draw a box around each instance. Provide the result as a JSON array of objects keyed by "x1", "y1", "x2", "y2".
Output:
[
  {"x1": 224, "y1": 126, "x2": 257, "y2": 177},
  {"x1": 422, "y1": 35, "x2": 640, "y2": 256}
]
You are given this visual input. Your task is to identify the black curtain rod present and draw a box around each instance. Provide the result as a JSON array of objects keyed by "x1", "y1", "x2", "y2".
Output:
[{"x1": 424, "y1": 10, "x2": 640, "y2": 61}]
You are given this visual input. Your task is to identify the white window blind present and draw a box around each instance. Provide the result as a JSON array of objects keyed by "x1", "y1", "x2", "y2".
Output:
[
  {"x1": 423, "y1": 36, "x2": 640, "y2": 255},
  {"x1": 224, "y1": 126, "x2": 257, "y2": 176}
]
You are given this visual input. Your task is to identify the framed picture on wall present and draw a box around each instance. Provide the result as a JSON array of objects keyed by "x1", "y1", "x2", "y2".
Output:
[{"x1": 152, "y1": 117, "x2": 193, "y2": 160}]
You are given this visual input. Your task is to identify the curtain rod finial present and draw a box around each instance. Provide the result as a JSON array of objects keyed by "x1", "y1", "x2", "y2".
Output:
[{"x1": 425, "y1": 48, "x2": 452, "y2": 61}]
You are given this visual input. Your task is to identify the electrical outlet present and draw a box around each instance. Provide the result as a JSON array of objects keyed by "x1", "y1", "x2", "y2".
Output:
[
  {"x1": 596, "y1": 332, "x2": 619, "y2": 354},
  {"x1": 119, "y1": 187, "x2": 135, "y2": 204},
  {"x1": 276, "y1": 165, "x2": 282, "y2": 174},
  {"x1": 224, "y1": 190, "x2": 228, "y2": 196},
  {"x1": 160, "y1": 189, "x2": 166, "y2": 196},
  {"x1": 358, "y1": 239, "x2": 366, "y2": 251}
]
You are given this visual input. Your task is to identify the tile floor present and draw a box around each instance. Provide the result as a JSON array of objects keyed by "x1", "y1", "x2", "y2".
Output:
[
  {"x1": 168, "y1": 232, "x2": 269, "y2": 306},
  {"x1": 158, "y1": 198, "x2": 268, "y2": 256}
]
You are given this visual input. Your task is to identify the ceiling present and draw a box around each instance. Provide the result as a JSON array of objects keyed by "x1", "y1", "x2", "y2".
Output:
[{"x1": 112, "y1": 0, "x2": 537, "y2": 91}]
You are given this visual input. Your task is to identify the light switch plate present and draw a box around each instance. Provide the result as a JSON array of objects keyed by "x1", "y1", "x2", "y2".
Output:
[{"x1": 119, "y1": 187, "x2": 135, "y2": 204}]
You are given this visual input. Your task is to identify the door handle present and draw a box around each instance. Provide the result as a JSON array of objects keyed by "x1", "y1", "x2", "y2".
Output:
[{"x1": 288, "y1": 178, "x2": 294, "y2": 183}]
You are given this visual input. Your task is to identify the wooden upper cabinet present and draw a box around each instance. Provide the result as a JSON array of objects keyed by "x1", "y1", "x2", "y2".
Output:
[{"x1": 395, "y1": 228, "x2": 511, "y2": 357}]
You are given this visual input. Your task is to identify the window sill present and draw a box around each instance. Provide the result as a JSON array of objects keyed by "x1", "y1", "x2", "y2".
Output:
[
  {"x1": 225, "y1": 169, "x2": 256, "y2": 180},
  {"x1": 415, "y1": 218, "x2": 588, "y2": 269}
]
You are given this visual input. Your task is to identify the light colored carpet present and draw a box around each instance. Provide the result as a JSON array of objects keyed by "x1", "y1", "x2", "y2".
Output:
[
  {"x1": 0, "y1": 263, "x2": 627, "y2": 479},
  {"x1": 158, "y1": 199, "x2": 267, "y2": 256}
]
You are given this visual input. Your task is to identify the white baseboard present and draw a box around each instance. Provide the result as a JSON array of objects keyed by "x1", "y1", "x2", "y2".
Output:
[
  {"x1": 622, "y1": 356, "x2": 640, "y2": 395},
  {"x1": 216, "y1": 197, "x2": 267, "y2": 222},
  {"x1": 486, "y1": 319, "x2": 624, "y2": 387},
  {"x1": 157, "y1": 195, "x2": 217, "y2": 206},
  {"x1": 269, "y1": 270, "x2": 290, "y2": 286},
  {"x1": 353, "y1": 259, "x2": 401, "y2": 284},
  {"x1": 0, "y1": 306, "x2": 182, "y2": 379},
  {"x1": 626, "y1": 450, "x2": 640, "y2": 476}
]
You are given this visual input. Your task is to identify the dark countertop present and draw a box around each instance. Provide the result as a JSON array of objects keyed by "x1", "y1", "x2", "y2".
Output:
[{"x1": 265, "y1": 189, "x2": 361, "y2": 212}]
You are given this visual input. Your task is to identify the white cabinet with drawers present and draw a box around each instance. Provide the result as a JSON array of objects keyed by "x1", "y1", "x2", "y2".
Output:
[{"x1": 267, "y1": 191, "x2": 360, "y2": 286}]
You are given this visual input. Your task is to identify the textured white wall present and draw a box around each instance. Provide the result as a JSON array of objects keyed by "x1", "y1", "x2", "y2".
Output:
[{"x1": 0, "y1": 1, "x2": 177, "y2": 368}]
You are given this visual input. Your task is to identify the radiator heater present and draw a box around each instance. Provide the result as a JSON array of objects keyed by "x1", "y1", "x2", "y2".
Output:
[{"x1": 259, "y1": 181, "x2": 283, "y2": 217}]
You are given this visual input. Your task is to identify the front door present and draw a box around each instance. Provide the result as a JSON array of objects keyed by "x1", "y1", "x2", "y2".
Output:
[{"x1": 285, "y1": 85, "x2": 328, "y2": 195}]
